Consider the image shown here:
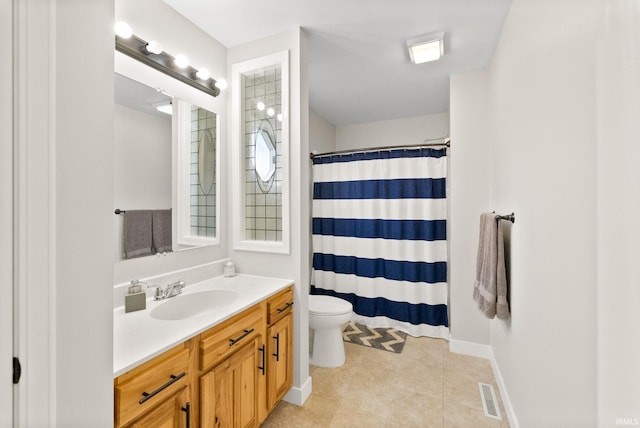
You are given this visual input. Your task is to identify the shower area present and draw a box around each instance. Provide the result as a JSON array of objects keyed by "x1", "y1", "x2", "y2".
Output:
[{"x1": 310, "y1": 143, "x2": 450, "y2": 339}]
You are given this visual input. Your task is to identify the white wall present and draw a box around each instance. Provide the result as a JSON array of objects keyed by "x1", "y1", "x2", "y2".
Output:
[
  {"x1": 0, "y1": 0, "x2": 11, "y2": 423},
  {"x1": 451, "y1": 0, "x2": 599, "y2": 426},
  {"x1": 489, "y1": 2, "x2": 598, "y2": 425},
  {"x1": 335, "y1": 112, "x2": 449, "y2": 151},
  {"x1": 449, "y1": 70, "x2": 491, "y2": 347},
  {"x1": 113, "y1": 104, "x2": 172, "y2": 259},
  {"x1": 595, "y1": 2, "x2": 640, "y2": 426},
  {"x1": 309, "y1": 108, "x2": 336, "y2": 154},
  {"x1": 228, "y1": 28, "x2": 311, "y2": 405},
  {"x1": 114, "y1": 0, "x2": 229, "y2": 284},
  {"x1": 55, "y1": 0, "x2": 114, "y2": 425}
]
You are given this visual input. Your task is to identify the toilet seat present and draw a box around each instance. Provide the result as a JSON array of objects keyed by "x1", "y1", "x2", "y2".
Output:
[{"x1": 309, "y1": 295, "x2": 352, "y2": 316}]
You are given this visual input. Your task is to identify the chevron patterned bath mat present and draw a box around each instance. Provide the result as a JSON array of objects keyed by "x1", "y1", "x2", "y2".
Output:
[{"x1": 342, "y1": 322, "x2": 407, "y2": 354}]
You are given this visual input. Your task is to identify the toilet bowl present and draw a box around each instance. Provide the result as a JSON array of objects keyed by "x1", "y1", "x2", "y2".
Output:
[{"x1": 309, "y1": 295, "x2": 353, "y2": 368}]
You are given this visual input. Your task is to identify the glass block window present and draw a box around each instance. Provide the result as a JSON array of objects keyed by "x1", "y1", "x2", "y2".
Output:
[{"x1": 242, "y1": 65, "x2": 283, "y2": 242}]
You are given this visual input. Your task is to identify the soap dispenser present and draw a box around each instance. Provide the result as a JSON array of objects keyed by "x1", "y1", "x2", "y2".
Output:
[
  {"x1": 125, "y1": 280, "x2": 146, "y2": 313},
  {"x1": 223, "y1": 260, "x2": 236, "y2": 277}
]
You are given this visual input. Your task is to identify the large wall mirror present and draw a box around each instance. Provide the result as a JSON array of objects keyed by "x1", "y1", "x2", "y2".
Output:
[{"x1": 114, "y1": 52, "x2": 220, "y2": 262}]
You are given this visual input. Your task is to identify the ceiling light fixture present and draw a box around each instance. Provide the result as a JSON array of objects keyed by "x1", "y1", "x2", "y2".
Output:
[{"x1": 407, "y1": 32, "x2": 444, "y2": 64}]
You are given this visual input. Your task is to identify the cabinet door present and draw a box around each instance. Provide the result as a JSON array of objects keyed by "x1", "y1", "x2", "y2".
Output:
[
  {"x1": 235, "y1": 339, "x2": 258, "y2": 428},
  {"x1": 200, "y1": 339, "x2": 259, "y2": 428},
  {"x1": 130, "y1": 386, "x2": 191, "y2": 428},
  {"x1": 267, "y1": 313, "x2": 293, "y2": 410}
]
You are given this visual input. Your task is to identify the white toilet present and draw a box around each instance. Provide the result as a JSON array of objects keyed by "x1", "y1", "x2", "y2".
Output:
[{"x1": 308, "y1": 294, "x2": 353, "y2": 368}]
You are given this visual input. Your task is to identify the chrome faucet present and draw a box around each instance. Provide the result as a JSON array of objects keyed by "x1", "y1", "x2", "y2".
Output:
[{"x1": 150, "y1": 280, "x2": 186, "y2": 301}]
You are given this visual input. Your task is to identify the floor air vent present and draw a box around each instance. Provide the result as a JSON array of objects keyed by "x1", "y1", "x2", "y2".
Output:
[{"x1": 478, "y1": 382, "x2": 502, "y2": 420}]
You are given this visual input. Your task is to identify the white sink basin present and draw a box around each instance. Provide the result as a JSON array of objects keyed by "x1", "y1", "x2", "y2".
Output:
[{"x1": 150, "y1": 290, "x2": 238, "y2": 321}]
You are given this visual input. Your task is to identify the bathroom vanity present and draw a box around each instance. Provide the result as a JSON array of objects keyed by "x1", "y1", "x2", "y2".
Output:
[{"x1": 113, "y1": 275, "x2": 294, "y2": 427}]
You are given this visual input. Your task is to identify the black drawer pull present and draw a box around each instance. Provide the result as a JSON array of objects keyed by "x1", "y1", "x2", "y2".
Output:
[
  {"x1": 229, "y1": 328, "x2": 254, "y2": 346},
  {"x1": 272, "y1": 333, "x2": 280, "y2": 362},
  {"x1": 276, "y1": 302, "x2": 293, "y2": 313},
  {"x1": 139, "y1": 372, "x2": 186, "y2": 404},
  {"x1": 258, "y1": 345, "x2": 266, "y2": 375}
]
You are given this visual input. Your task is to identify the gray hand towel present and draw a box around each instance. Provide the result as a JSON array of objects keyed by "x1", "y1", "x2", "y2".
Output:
[
  {"x1": 123, "y1": 210, "x2": 153, "y2": 259},
  {"x1": 495, "y1": 220, "x2": 510, "y2": 320},
  {"x1": 152, "y1": 209, "x2": 172, "y2": 254},
  {"x1": 473, "y1": 212, "x2": 510, "y2": 320}
]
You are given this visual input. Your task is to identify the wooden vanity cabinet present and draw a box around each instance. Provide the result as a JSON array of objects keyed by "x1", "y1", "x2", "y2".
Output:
[
  {"x1": 114, "y1": 285, "x2": 294, "y2": 428},
  {"x1": 128, "y1": 386, "x2": 191, "y2": 428},
  {"x1": 199, "y1": 304, "x2": 264, "y2": 428},
  {"x1": 265, "y1": 287, "x2": 294, "y2": 413},
  {"x1": 114, "y1": 338, "x2": 196, "y2": 428}
]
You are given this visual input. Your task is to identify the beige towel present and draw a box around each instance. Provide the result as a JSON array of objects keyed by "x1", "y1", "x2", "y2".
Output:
[{"x1": 473, "y1": 213, "x2": 510, "y2": 320}]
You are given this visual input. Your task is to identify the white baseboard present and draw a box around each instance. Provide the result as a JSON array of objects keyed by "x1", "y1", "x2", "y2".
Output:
[
  {"x1": 449, "y1": 339, "x2": 519, "y2": 428},
  {"x1": 488, "y1": 352, "x2": 519, "y2": 428},
  {"x1": 449, "y1": 338, "x2": 494, "y2": 359},
  {"x1": 283, "y1": 375, "x2": 312, "y2": 406}
]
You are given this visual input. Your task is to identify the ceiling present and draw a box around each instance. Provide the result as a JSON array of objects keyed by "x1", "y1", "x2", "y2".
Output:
[{"x1": 163, "y1": 0, "x2": 511, "y2": 127}]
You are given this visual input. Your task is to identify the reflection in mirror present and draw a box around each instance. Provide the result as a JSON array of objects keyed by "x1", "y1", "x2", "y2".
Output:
[
  {"x1": 175, "y1": 99, "x2": 220, "y2": 248},
  {"x1": 190, "y1": 105, "x2": 217, "y2": 238},
  {"x1": 114, "y1": 73, "x2": 172, "y2": 260},
  {"x1": 114, "y1": 71, "x2": 220, "y2": 260}
]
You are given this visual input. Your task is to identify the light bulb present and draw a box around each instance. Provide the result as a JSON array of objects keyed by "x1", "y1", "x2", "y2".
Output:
[
  {"x1": 145, "y1": 40, "x2": 163, "y2": 55},
  {"x1": 256, "y1": 101, "x2": 265, "y2": 111},
  {"x1": 277, "y1": 113, "x2": 283, "y2": 122},
  {"x1": 196, "y1": 68, "x2": 210, "y2": 80},
  {"x1": 174, "y1": 54, "x2": 189, "y2": 69},
  {"x1": 114, "y1": 21, "x2": 132, "y2": 39},
  {"x1": 267, "y1": 107, "x2": 275, "y2": 117},
  {"x1": 214, "y1": 79, "x2": 228, "y2": 90}
]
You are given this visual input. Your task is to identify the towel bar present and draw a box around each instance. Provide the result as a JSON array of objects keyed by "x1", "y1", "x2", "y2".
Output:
[
  {"x1": 495, "y1": 212, "x2": 515, "y2": 223},
  {"x1": 114, "y1": 209, "x2": 126, "y2": 215}
]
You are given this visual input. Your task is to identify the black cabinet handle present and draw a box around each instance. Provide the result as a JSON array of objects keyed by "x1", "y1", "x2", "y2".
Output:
[
  {"x1": 229, "y1": 328, "x2": 254, "y2": 346},
  {"x1": 272, "y1": 333, "x2": 280, "y2": 362},
  {"x1": 276, "y1": 302, "x2": 293, "y2": 313},
  {"x1": 181, "y1": 402, "x2": 191, "y2": 428},
  {"x1": 258, "y1": 345, "x2": 266, "y2": 375},
  {"x1": 139, "y1": 372, "x2": 186, "y2": 404}
]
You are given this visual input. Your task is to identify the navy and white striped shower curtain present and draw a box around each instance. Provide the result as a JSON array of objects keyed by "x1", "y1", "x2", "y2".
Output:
[{"x1": 310, "y1": 148, "x2": 449, "y2": 338}]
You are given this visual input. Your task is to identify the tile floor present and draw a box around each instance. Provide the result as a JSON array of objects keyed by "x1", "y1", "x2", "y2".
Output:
[{"x1": 262, "y1": 335, "x2": 510, "y2": 427}]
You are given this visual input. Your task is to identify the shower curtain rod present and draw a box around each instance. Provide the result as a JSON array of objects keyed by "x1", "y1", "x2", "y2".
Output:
[{"x1": 309, "y1": 136, "x2": 450, "y2": 159}]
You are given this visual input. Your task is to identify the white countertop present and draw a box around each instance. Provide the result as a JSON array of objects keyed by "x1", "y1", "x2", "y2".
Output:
[{"x1": 113, "y1": 274, "x2": 293, "y2": 377}]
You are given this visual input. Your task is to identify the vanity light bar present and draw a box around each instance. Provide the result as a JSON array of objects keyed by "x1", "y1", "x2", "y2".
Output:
[{"x1": 115, "y1": 34, "x2": 220, "y2": 97}]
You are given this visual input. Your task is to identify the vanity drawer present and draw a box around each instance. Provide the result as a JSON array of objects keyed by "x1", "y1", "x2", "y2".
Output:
[
  {"x1": 114, "y1": 340, "x2": 192, "y2": 428},
  {"x1": 200, "y1": 303, "x2": 264, "y2": 371},
  {"x1": 267, "y1": 287, "x2": 294, "y2": 325}
]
